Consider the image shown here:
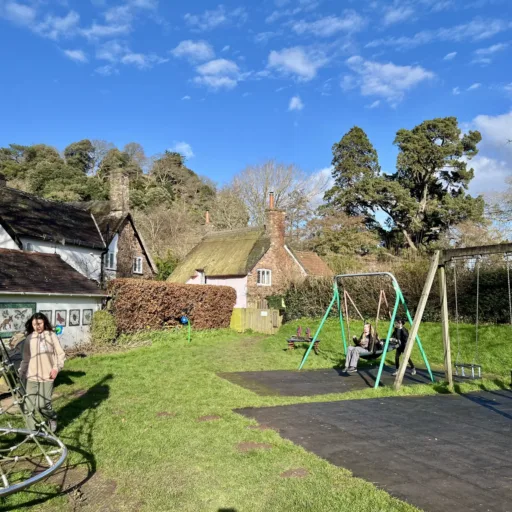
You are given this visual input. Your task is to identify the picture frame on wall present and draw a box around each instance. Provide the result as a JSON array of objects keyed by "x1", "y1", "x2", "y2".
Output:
[
  {"x1": 69, "y1": 310, "x2": 80, "y2": 327},
  {"x1": 82, "y1": 309, "x2": 93, "y2": 326},
  {"x1": 0, "y1": 303, "x2": 36, "y2": 339},
  {"x1": 39, "y1": 310, "x2": 52, "y2": 324},
  {"x1": 55, "y1": 310, "x2": 67, "y2": 327}
]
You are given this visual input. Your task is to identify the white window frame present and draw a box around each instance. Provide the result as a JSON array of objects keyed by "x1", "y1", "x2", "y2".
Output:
[
  {"x1": 257, "y1": 269, "x2": 272, "y2": 286},
  {"x1": 105, "y1": 252, "x2": 116, "y2": 271},
  {"x1": 197, "y1": 270, "x2": 206, "y2": 285},
  {"x1": 133, "y1": 256, "x2": 143, "y2": 275}
]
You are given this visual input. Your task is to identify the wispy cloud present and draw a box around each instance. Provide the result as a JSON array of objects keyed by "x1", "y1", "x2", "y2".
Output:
[
  {"x1": 367, "y1": 18, "x2": 512, "y2": 49},
  {"x1": 169, "y1": 141, "x2": 195, "y2": 159},
  {"x1": 182, "y1": 95, "x2": 191, "y2": 100},
  {"x1": 345, "y1": 56, "x2": 435, "y2": 105},
  {"x1": 472, "y1": 42, "x2": 508, "y2": 64},
  {"x1": 468, "y1": 82, "x2": 481, "y2": 90},
  {"x1": 121, "y1": 52, "x2": 168, "y2": 69},
  {"x1": 443, "y1": 51, "x2": 457, "y2": 60},
  {"x1": 171, "y1": 40, "x2": 215, "y2": 62},
  {"x1": 267, "y1": 46, "x2": 328, "y2": 81},
  {"x1": 382, "y1": 6, "x2": 415, "y2": 26},
  {"x1": 1, "y1": 2, "x2": 37, "y2": 26},
  {"x1": 63, "y1": 49, "x2": 88, "y2": 63},
  {"x1": 288, "y1": 95, "x2": 304, "y2": 111},
  {"x1": 194, "y1": 58, "x2": 243, "y2": 90},
  {"x1": 291, "y1": 11, "x2": 366, "y2": 37},
  {"x1": 82, "y1": 22, "x2": 131, "y2": 39},
  {"x1": 184, "y1": 5, "x2": 247, "y2": 31},
  {"x1": 452, "y1": 86, "x2": 461, "y2": 95},
  {"x1": 366, "y1": 100, "x2": 381, "y2": 109},
  {"x1": 96, "y1": 40, "x2": 128, "y2": 62},
  {"x1": 94, "y1": 64, "x2": 119, "y2": 76}
]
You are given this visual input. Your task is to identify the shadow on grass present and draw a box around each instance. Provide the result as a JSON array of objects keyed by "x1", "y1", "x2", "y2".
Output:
[
  {"x1": 1, "y1": 374, "x2": 113, "y2": 511},
  {"x1": 54, "y1": 370, "x2": 87, "y2": 387}
]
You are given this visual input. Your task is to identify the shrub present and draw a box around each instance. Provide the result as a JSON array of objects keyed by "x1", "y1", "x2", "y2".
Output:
[
  {"x1": 108, "y1": 279, "x2": 237, "y2": 333},
  {"x1": 91, "y1": 310, "x2": 118, "y2": 345}
]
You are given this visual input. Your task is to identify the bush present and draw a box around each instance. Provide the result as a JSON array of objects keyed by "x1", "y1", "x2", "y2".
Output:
[
  {"x1": 108, "y1": 279, "x2": 237, "y2": 333},
  {"x1": 91, "y1": 310, "x2": 118, "y2": 345}
]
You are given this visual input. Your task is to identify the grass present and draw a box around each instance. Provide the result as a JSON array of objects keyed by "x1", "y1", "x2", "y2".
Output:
[{"x1": 2, "y1": 319, "x2": 511, "y2": 511}]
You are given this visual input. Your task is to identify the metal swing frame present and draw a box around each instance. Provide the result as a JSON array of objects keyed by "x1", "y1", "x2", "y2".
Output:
[
  {"x1": 394, "y1": 242, "x2": 512, "y2": 391},
  {"x1": 298, "y1": 272, "x2": 434, "y2": 389}
]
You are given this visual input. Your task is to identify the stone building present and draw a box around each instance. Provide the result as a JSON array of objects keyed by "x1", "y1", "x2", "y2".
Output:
[{"x1": 168, "y1": 193, "x2": 332, "y2": 307}]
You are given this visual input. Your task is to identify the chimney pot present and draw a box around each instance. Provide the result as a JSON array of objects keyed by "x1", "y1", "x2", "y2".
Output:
[
  {"x1": 269, "y1": 191, "x2": 275, "y2": 210},
  {"x1": 205, "y1": 211, "x2": 210, "y2": 224}
]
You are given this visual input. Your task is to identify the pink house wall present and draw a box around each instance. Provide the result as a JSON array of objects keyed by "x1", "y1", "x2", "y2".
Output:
[{"x1": 186, "y1": 275, "x2": 248, "y2": 308}]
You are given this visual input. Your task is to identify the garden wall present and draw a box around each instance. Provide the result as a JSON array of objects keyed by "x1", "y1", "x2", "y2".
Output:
[{"x1": 108, "y1": 279, "x2": 237, "y2": 332}]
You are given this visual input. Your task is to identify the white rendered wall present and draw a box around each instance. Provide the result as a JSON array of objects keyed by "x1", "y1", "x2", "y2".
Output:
[
  {"x1": 20, "y1": 237, "x2": 103, "y2": 281},
  {"x1": 0, "y1": 225, "x2": 19, "y2": 250},
  {"x1": 0, "y1": 294, "x2": 103, "y2": 348},
  {"x1": 104, "y1": 234, "x2": 119, "y2": 280},
  {"x1": 186, "y1": 276, "x2": 248, "y2": 308}
]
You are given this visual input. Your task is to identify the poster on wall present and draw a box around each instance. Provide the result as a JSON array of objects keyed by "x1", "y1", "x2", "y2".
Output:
[
  {"x1": 69, "y1": 310, "x2": 80, "y2": 326},
  {"x1": 39, "y1": 310, "x2": 53, "y2": 323},
  {"x1": 0, "y1": 303, "x2": 36, "y2": 338},
  {"x1": 82, "y1": 309, "x2": 93, "y2": 326},
  {"x1": 55, "y1": 310, "x2": 67, "y2": 327}
]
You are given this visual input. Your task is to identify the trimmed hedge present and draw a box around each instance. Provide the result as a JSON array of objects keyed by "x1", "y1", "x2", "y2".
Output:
[
  {"x1": 91, "y1": 311, "x2": 117, "y2": 345},
  {"x1": 284, "y1": 259, "x2": 512, "y2": 324},
  {"x1": 108, "y1": 279, "x2": 237, "y2": 332}
]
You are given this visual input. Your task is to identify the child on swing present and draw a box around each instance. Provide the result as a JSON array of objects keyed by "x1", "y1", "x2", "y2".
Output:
[{"x1": 391, "y1": 318, "x2": 416, "y2": 376}]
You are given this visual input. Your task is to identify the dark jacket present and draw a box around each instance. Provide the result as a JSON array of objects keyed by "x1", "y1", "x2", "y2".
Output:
[{"x1": 393, "y1": 326, "x2": 409, "y2": 350}]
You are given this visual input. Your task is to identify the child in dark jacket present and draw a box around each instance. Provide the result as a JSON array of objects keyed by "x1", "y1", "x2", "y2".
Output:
[{"x1": 391, "y1": 319, "x2": 416, "y2": 376}]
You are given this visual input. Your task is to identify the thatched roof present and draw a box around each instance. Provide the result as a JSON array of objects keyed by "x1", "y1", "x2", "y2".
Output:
[{"x1": 169, "y1": 228, "x2": 270, "y2": 283}]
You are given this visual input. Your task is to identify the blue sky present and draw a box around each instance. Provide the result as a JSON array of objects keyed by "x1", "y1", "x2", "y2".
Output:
[{"x1": 0, "y1": 0, "x2": 511, "y2": 194}]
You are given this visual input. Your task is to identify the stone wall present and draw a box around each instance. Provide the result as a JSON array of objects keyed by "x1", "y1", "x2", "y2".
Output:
[{"x1": 116, "y1": 219, "x2": 154, "y2": 279}]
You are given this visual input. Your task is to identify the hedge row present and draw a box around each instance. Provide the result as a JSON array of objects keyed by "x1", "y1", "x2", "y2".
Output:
[
  {"x1": 283, "y1": 259, "x2": 512, "y2": 324},
  {"x1": 108, "y1": 279, "x2": 237, "y2": 332}
]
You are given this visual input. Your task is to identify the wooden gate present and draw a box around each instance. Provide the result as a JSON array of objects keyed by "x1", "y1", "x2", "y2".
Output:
[{"x1": 230, "y1": 308, "x2": 282, "y2": 335}]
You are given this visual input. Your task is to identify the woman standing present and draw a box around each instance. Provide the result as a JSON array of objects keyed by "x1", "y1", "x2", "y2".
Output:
[{"x1": 19, "y1": 313, "x2": 66, "y2": 432}]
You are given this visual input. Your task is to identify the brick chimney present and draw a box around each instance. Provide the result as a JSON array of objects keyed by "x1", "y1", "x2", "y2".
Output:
[
  {"x1": 0, "y1": 173, "x2": 6, "y2": 187},
  {"x1": 110, "y1": 168, "x2": 129, "y2": 215},
  {"x1": 265, "y1": 191, "x2": 286, "y2": 248},
  {"x1": 205, "y1": 211, "x2": 211, "y2": 225}
]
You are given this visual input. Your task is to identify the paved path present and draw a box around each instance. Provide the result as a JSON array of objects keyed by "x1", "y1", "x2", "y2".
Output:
[{"x1": 237, "y1": 390, "x2": 512, "y2": 512}]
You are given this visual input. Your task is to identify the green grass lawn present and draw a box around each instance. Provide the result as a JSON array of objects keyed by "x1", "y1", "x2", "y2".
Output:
[{"x1": 2, "y1": 319, "x2": 511, "y2": 512}]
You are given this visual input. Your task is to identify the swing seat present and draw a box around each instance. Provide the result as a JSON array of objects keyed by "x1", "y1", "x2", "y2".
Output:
[
  {"x1": 361, "y1": 342, "x2": 398, "y2": 360},
  {"x1": 455, "y1": 363, "x2": 482, "y2": 379}
]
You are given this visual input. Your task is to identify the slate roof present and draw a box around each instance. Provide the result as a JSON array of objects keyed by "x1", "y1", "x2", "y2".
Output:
[
  {"x1": 293, "y1": 251, "x2": 333, "y2": 277},
  {"x1": 0, "y1": 187, "x2": 104, "y2": 249},
  {"x1": 168, "y1": 228, "x2": 270, "y2": 283},
  {"x1": 0, "y1": 249, "x2": 106, "y2": 296},
  {"x1": 68, "y1": 201, "x2": 124, "y2": 243}
]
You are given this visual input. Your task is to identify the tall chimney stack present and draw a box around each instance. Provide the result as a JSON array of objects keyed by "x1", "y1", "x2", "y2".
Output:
[
  {"x1": 265, "y1": 191, "x2": 285, "y2": 248},
  {"x1": 205, "y1": 211, "x2": 210, "y2": 224},
  {"x1": 110, "y1": 168, "x2": 129, "y2": 215}
]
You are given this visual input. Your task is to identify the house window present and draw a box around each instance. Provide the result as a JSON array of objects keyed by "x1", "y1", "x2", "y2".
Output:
[
  {"x1": 257, "y1": 269, "x2": 272, "y2": 286},
  {"x1": 133, "y1": 257, "x2": 143, "y2": 274},
  {"x1": 24, "y1": 242, "x2": 34, "y2": 251},
  {"x1": 105, "y1": 252, "x2": 116, "y2": 270}
]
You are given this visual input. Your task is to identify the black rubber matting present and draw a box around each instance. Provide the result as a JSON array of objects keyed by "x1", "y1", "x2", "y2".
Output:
[
  {"x1": 219, "y1": 367, "x2": 461, "y2": 397},
  {"x1": 237, "y1": 390, "x2": 512, "y2": 512}
]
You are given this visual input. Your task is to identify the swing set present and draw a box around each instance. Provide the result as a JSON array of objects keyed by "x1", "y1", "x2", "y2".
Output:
[
  {"x1": 394, "y1": 243, "x2": 512, "y2": 391},
  {"x1": 298, "y1": 272, "x2": 435, "y2": 389}
]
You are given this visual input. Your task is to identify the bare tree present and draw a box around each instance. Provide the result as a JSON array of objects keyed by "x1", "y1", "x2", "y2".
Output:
[
  {"x1": 91, "y1": 139, "x2": 116, "y2": 175},
  {"x1": 209, "y1": 187, "x2": 249, "y2": 230},
  {"x1": 231, "y1": 160, "x2": 329, "y2": 226}
]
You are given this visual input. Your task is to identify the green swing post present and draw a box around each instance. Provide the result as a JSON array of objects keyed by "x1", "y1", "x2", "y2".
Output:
[
  {"x1": 298, "y1": 285, "x2": 338, "y2": 370},
  {"x1": 398, "y1": 290, "x2": 434, "y2": 383},
  {"x1": 336, "y1": 281, "x2": 348, "y2": 355},
  {"x1": 374, "y1": 286, "x2": 400, "y2": 389}
]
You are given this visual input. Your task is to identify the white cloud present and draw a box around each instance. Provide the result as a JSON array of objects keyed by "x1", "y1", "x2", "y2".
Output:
[
  {"x1": 309, "y1": 166, "x2": 334, "y2": 208},
  {"x1": 1, "y1": 2, "x2": 36, "y2": 25},
  {"x1": 96, "y1": 40, "x2": 128, "y2": 62},
  {"x1": 382, "y1": 6, "x2": 415, "y2": 26},
  {"x1": 473, "y1": 111, "x2": 512, "y2": 149},
  {"x1": 367, "y1": 18, "x2": 512, "y2": 49},
  {"x1": 366, "y1": 100, "x2": 381, "y2": 109},
  {"x1": 63, "y1": 49, "x2": 88, "y2": 63},
  {"x1": 453, "y1": 86, "x2": 461, "y2": 95},
  {"x1": 254, "y1": 31, "x2": 278, "y2": 44},
  {"x1": 36, "y1": 11, "x2": 80, "y2": 40},
  {"x1": 472, "y1": 42, "x2": 508, "y2": 64},
  {"x1": 95, "y1": 65, "x2": 119, "y2": 76},
  {"x1": 171, "y1": 40, "x2": 215, "y2": 62},
  {"x1": 104, "y1": 5, "x2": 133, "y2": 25},
  {"x1": 267, "y1": 46, "x2": 327, "y2": 81},
  {"x1": 468, "y1": 83, "x2": 481, "y2": 90},
  {"x1": 468, "y1": 155, "x2": 510, "y2": 195},
  {"x1": 184, "y1": 5, "x2": 247, "y2": 31},
  {"x1": 169, "y1": 141, "x2": 195, "y2": 159},
  {"x1": 121, "y1": 52, "x2": 168, "y2": 69},
  {"x1": 194, "y1": 58, "x2": 242, "y2": 90},
  {"x1": 443, "y1": 51, "x2": 457, "y2": 60},
  {"x1": 345, "y1": 56, "x2": 435, "y2": 105},
  {"x1": 288, "y1": 95, "x2": 304, "y2": 111},
  {"x1": 222, "y1": 45, "x2": 230, "y2": 52},
  {"x1": 291, "y1": 11, "x2": 366, "y2": 37},
  {"x1": 129, "y1": 0, "x2": 159, "y2": 9},
  {"x1": 182, "y1": 95, "x2": 191, "y2": 100},
  {"x1": 82, "y1": 22, "x2": 131, "y2": 39}
]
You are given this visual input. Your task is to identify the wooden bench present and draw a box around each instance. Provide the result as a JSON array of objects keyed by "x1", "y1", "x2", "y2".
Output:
[{"x1": 287, "y1": 337, "x2": 320, "y2": 354}]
